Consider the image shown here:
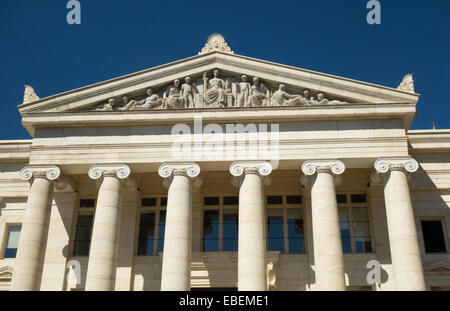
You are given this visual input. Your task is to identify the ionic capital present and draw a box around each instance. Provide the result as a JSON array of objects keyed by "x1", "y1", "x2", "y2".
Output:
[
  {"x1": 229, "y1": 161, "x2": 273, "y2": 177},
  {"x1": 158, "y1": 163, "x2": 201, "y2": 179},
  {"x1": 88, "y1": 164, "x2": 131, "y2": 180},
  {"x1": 300, "y1": 160, "x2": 345, "y2": 187},
  {"x1": 20, "y1": 165, "x2": 61, "y2": 182},
  {"x1": 301, "y1": 160, "x2": 345, "y2": 176},
  {"x1": 374, "y1": 158, "x2": 419, "y2": 174}
]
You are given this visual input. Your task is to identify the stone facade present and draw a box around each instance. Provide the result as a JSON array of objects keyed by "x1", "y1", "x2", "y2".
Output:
[{"x1": 0, "y1": 35, "x2": 449, "y2": 291}]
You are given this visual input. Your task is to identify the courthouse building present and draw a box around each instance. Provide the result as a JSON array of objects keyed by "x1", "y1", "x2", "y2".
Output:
[{"x1": 0, "y1": 34, "x2": 449, "y2": 291}]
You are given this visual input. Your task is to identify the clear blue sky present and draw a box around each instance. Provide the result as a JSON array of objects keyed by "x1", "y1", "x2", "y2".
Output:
[{"x1": 0, "y1": 0, "x2": 449, "y2": 139}]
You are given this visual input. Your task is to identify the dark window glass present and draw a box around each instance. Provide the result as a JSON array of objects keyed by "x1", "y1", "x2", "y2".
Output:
[
  {"x1": 286, "y1": 195, "x2": 302, "y2": 205},
  {"x1": 267, "y1": 196, "x2": 283, "y2": 205},
  {"x1": 268, "y1": 208, "x2": 284, "y2": 253},
  {"x1": 3, "y1": 226, "x2": 21, "y2": 258},
  {"x1": 422, "y1": 220, "x2": 447, "y2": 253},
  {"x1": 352, "y1": 207, "x2": 372, "y2": 253},
  {"x1": 79, "y1": 199, "x2": 95, "y2": 208},
  {"x1": 336, "y1": 195, "x2": 347, "y2": 204},
  {"x1": 203, "y1": 210, "x2": 219, "y2": 251},
  {"x1": 157, "y1": 211, "x2": 166, "y2": 253},
  {"x1": 141, "y1": 198, "x2": 157, "y2": 207},
  {"x1": 338, "y1": 207, "x2": 352, "y2": 253},
  {"x1": 160, "y1": 197, "x2": 167, "y2": 206},
  {"x1": 223, "y1": 196, "x2": 239, "y2": 205},
  {"x1": 73, "y1": 213, "x2": 94, "y2": 256},
  {"x1": 137, "y1": 212, "x2": 156, "y2": 255},
  {"x1": 351, "y1": 194, "x2": 367, "y2": 204},
  {"x1": 204, "y1": 197, "x2": 220, "y2": 206},
  {"x1": 287, "y1": 208, "x2": 304, "y2": 253},
  {"x1": 222, "y1": 209, "x2": 238, "y2": 251}
]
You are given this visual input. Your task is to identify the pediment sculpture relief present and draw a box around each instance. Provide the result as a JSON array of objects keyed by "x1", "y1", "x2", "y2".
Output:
[{"x1": 92, "y1": 69, "x2": 349, "y2": 112}]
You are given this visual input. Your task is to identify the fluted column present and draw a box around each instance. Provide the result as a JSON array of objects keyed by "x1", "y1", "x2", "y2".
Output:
[
  {"x1": 374, "y1": 158, "x2": 426, "y2": 291},
  {"x1": 230, "y1": 161, "x2": 272, "y2": 291},
  {"x1": 158, "y1": 163, "x2": 201, "y2": 291},
  {"x1": 301, "y1": 160, "x2": 346, "y2": 291},
  {"x1": 85, "y1": 164, "x2": 131, "y2": 291},
  {"x1": 11, "y1": 166, "x2": 61, "y2": 291}
]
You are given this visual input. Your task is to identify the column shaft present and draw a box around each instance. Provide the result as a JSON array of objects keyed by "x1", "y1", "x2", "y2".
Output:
[
  {"x1": 11, "y1": 177, "x2": 54, "y2": 291},
  {"x1": 383, "y1": 169, "x2": 426, "y2": 290},
  {"x1": 238, "y1": 172, "x2": 267, "y2": 291},
  {"x1": 85, "y1": 175, "x2": 122, "y2": 291},
  {"x1": 311, "y1": 171, "x2": 346, "y2": 291},
  {"x1": 161, "y1": 173, "x2": 192, "y2": 291}
]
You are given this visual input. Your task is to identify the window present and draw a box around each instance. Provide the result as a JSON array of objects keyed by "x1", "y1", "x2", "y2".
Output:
[
  {"x1": 73, "y1": 199, "x2": 95, "y2": 256},
  {"x1": 268, "y1": 208, "x2": 284, "y2": 253},
  {"x1": 421, "y1": 220, "x2": 447, "y2": 253},
  {"x1": 266, "y1": 194, "x2": 305, "y2": 254},
  {"x1": 3, "y1": 225, "x2": 21, "y2": 258},
  {"x1": 138, "y1": 197, "x2": 167, "y2": 255},
  {"x1": 202, "y1": 196, "x2": 238, "y2": 252},
  {"x1": 337, "y1": 194, "x2": 372, "y2": 253}
]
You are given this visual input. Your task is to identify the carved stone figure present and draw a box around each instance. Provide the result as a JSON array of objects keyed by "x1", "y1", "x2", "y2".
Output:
[
  {"x1": 163, "y1": 79, "x2": 185, "y2": 109},
  {"x1": 181, "y1": 77, "x2": 198, "y2": 109},
  {"x1": 310, "y1": 93, "x2": 347, "y2": 105},
  {"x1": 96, "y1": 98, "x2": 116, "y2": 111},
  {"x1": 118, "y1": 96, "x2": 139, "y2": 111},
  {"x1": 236, "y1": 75, "x2": 251, "y2": 107},
  {"x1": 121, "y1": 89, "x2": 163, "y2": 110},
  {"x1": 203, "y1": 70, "x2": 227, "y2": 108},
  {"x1": 248, "y1": 77, "x2": 270, "y2": 107},
  {"x1": 271, "y1": 84, "x2": 304, "y2": 106}
]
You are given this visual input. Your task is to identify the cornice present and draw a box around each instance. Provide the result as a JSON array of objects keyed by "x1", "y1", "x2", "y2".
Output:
[{"x1": 21, "y1": 102, "x2": 417, "y2": 137}]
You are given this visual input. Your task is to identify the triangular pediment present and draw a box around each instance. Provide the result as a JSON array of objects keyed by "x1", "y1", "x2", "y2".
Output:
[{"x1": 18, "y1": 51, "x2": 419, "y2": 115}]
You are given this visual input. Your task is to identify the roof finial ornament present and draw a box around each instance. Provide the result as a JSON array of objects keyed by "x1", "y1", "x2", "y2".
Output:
[
  {"x1": 397, "y1": 74, "x2": 415, "y2": 93},
  {"x1": 199, "y1": 33, "x2": 234, "y2": 55},
  {"x1": 23, "y1": 85, "x2": 40, "y2": 104}
]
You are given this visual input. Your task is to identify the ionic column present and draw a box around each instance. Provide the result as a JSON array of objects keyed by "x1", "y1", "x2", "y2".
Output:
[
  {"x1": 158, "y1": 163, "x2": 201, "y2": 291},
  {"x1": 85, "y1": 164, "x2": 131, "y2": 291},
  {"x1": 301, "y1": 160, "x2": 346, "y2": 291},
  {"x1": 11, "y1": 166, "x2": 61, "y2": 291},
  {"x1": 230, "y1": 161, "x2": 272, "y2": 291},
  {"x1": 374, "y1": 158, "x2": 426, "y2": 291}
]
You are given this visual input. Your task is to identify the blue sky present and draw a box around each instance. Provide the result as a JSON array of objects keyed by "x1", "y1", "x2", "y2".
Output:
[{"x1": 0, "y1": 0, "x2": 449, "y2": 139}]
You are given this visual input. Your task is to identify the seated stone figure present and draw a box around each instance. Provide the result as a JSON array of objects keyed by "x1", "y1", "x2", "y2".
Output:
[
  {"x1": 203, "y1": 70, "x2": 227, "y2": 108},
  {"x1": 271, "y1": 84, "x2": 304, "y2": 106},
  {"x1": 248, "y1": 77, "x2": 270, "y2": 107},
  {"x1": 163, "y1": 79, "x2": 185, "y2": 109}
]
